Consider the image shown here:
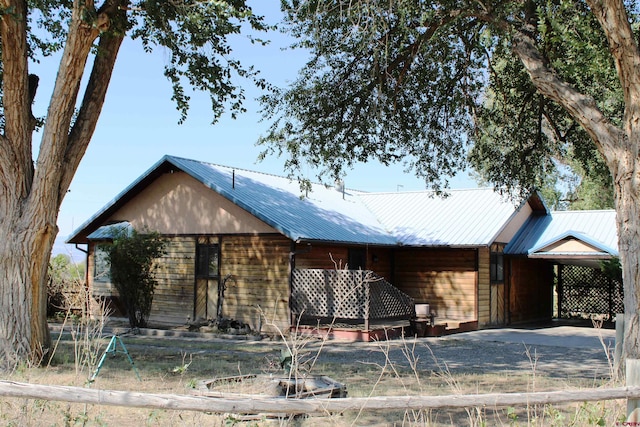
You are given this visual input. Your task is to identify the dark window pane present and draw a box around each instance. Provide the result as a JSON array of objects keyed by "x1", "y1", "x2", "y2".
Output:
[{"x1": 196, "y1": 244, "x2": 219, "y2": 278}]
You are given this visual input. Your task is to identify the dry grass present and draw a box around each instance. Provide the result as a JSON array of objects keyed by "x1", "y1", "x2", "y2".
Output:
[{"x1": 0, "y1": 324, "x2": 626, "y2": 427}]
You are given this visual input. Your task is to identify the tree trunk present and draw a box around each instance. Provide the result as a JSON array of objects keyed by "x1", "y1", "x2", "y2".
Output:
[
  {"x1": 0, "y1": 1, "x2": 126, "y2": 369},
  {"x1": 0, "y1": 206, "x2": 56, "y2": 369},
  {"x1": 612, "y1": 147, "x2": 640, "y2": 359}
]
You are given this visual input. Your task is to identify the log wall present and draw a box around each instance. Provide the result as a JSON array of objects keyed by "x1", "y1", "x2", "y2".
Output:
[
  {"x1": 149, "y1": 236, "x2": 196, "y2": 325},
  {"x1": 393, "y1": 248, "x2": 478, "y2": 321},
  {"x1": 219, "y1": 234, "x2": 291, "y2": 333},
  {"x1": 294, "y1": 243, "x2": 394, "y2": 282}
]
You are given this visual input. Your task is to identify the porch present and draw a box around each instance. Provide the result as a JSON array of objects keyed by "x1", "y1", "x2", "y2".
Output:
[{"x1": 291, "y1": 269, "x2": 418, "y2": 341}]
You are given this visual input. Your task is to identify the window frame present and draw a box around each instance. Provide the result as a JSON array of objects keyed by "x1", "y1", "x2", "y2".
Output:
[
  {"x1": 93, "y1": 245, "x2": 111, "y2": 283},
  {"x1": 490, "y1": 252, "x2": 504, "y2": 284},
  {"x1": 196, "y1": 243, "x2": 220, "y2": 279}
]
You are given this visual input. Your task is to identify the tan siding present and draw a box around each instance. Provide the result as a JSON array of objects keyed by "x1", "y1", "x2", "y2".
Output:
[
  {"x1": 220, "y1": 235, "x2": 291, "y2": 333},
  {"x1": 149, "y1": 236, "x2": 196, "y2": 325},
  {"x1": 394, "y1": 248, "x2": 477, "y2": 321},
  {"x1": 108, "y1": 172, "x2": 278, "y2": 235}
]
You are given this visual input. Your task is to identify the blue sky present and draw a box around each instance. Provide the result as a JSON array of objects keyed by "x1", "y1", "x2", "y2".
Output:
[{"x1": 29, "y1": 3, "x2": 475, "y2": 258}]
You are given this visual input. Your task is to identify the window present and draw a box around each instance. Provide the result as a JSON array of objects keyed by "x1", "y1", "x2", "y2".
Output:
[
  {"x1": 348, "y1": 248, "x2": 366, "y2": 270},
  {"x1": 490, "y1": 252, "x2": 504, "y2": 283},
  {"x1": 94, "y1": 246, "x2": 111, "y2": 282},
  {"x1": 196, "y1": 244, "x2": 219, "y2": 278}
]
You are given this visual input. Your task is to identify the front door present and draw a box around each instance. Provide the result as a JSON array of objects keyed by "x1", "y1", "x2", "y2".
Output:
[{"x1": 194, "y1": 237, "x2": 220, "y2": 320}]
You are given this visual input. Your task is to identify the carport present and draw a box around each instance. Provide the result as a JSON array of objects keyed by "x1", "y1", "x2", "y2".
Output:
[{"x1": 505, "y1": 210, "x2": 619, "y2": 322}]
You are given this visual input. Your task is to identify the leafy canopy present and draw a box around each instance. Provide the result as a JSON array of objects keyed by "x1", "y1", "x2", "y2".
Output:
[
  {"x1": 3, "y1": 0, "x2": 270, "y2": 127},
  {"x1": 259, "y1": 0, "x2": 622, "y2": 201}
]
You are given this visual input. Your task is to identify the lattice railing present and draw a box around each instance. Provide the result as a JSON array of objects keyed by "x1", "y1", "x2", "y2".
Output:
[
  {"x1": 290, "y1": 269, "x2": 415, "y2": 322},
  {"x1": 559, "y1": 265, "x2": 623, "y2": 320}
]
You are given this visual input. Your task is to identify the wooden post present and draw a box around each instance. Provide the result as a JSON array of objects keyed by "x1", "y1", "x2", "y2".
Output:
[
  {"x1": 627, "y1": 358, "x2": 640, "y2": 420},
  {"x1": 615, "y1": 313, "x2": 624, "y2": 376}
]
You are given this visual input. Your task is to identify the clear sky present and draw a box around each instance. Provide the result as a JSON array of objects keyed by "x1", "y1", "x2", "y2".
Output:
[{"x1": 29, "y1": 3, "x2": 475, "y2": 258}]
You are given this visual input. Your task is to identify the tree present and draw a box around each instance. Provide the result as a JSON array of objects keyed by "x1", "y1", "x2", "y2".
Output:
[
  {"x1": 260, "y1": 1, "x2": 640, "y2": 361},
  {"x1": 0, "y1": 1, "x2": 267, "y2": 369},
  {"x1": 102, "y1": 229, "x2": 165, "y2": 329}
]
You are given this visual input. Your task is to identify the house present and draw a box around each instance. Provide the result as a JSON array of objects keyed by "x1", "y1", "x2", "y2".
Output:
[{"x1": 67, "y1": 155, "x2": 619, "y2": 337}]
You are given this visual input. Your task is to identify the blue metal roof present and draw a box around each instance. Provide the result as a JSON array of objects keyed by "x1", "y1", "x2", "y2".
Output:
[
  {"x1": 86, "y1": 221, "x2": 132, "y2": 240},
  {"x1": 166, "y1": 156, "x2": 396, "y2": 245},
  {"x1": 357, "y1": 189, "x2": 525, "y2": 246},
  {"x1": 68, "y1": 155, "x2": 613, "y2": 252},
  {"x1": 505, "y1": 210, "x2": 618, "y2": 256}
]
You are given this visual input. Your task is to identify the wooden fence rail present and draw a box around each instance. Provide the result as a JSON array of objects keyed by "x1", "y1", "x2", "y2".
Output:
[{"x1": 0, "y1": 380, "x2": 639, "y2": 415}]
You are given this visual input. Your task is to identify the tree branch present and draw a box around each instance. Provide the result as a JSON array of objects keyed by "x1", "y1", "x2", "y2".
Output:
[
  {"x1": 30, "y1": 1, "x2": 101, "y2": 206},
  {"x1": 0, "y1": 0, "x2": 32, "y2": 196},
  {"x1": 586, "y1": 0, "x2": 640, "y2": 130},
  {"x1": 62, "y1": 30, "x2": 125, "y2": 194},
  {"x1": 512, "y1": 28, "x2": 624, "y2": 167}
]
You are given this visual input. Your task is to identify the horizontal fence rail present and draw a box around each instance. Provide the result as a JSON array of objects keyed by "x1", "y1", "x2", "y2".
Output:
[{"x1": 0, "y1": 380, "x2": 639, "y2": 414}]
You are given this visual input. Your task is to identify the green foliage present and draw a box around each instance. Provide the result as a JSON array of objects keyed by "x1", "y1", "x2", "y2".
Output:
[
  {"x1": 259, "y1": 0, "x2": 622, "y2": 201},
  {"x1": 47, "y1": 254, "x2": 86, "y2": 317},
  {"x1": 601, "y1": 257, "x2": 623, "y2": 284},
  {"x1": 102, "y1": 229, "x2": 165, "y2": 329},
  {"x1": 4, "y1": 0, "x2": 270, "y2": 129}
]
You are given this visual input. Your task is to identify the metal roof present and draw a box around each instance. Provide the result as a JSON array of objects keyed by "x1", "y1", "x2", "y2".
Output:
[
  {"x1": 86, "y1": 221, "x2": 132, "y2": 240},
  {"x1": 504, "y1": 210, "x2": 618, "y2": 256},
  {"x1": 167, "y1": 156, "x2": 396, "y2": 245},
  {"x1": 357, "y1": 189, "x2": 525, "y2": 246},
  {"x1": 65, "y1": 155, "x2": 563, "y2": 248}
]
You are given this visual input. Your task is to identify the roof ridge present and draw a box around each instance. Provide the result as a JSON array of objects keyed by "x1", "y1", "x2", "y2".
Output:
[{"x1": 165, "y1": 154, "x2": 370, "y2": 193}]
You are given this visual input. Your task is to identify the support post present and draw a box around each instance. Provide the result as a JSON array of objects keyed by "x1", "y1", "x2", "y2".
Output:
[
  {"x1": 627, "y1": 358, "x2": 640, "y2": 421},
  {"x1": 615, "y1": 313, "x2": 624, "y2": 377}
]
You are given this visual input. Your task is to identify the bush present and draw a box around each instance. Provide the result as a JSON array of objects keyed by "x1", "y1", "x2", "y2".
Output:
[
  {"x1": 101, "y1": 229, "x2": 165, "y2": 328},
  {"x1": 47, "y1": 254, "x2": 86, "y2": 317}
]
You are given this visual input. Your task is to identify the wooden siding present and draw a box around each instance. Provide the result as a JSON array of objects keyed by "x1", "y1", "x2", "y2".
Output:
[
  {"x1": 393, "y1": 248, "x2": 478, "y2": 321},
  {"x1": 294, "y1": 244, "x2": 394, "y2": 282},
  {"x1": 477, "y1": 247, "x2": 491, "y2": 326},
  {"x1": 219, "y1": 235, "x2": 291, "y2": 333},
  {"x1": 149, "y1": 236, "x2": 196, "y2": 325},
  {"x1": 508, "y1": 257, "x2": 554, "y2": 324}
]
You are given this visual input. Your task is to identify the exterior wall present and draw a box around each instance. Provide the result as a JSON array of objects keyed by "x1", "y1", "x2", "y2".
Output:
[
  {"x1": 477, "y1": 247, "x2": 491, "y2": 326},
  {"x1": 220, "y1": 234, "x2": 291, "y2": 334},
  {"x1": 87, "y1": 234, "x2": 291, "y2": 331},
  {"x1": 495, "y1": 202, "x2": 532, "y2": 243},
  {"x1": 293, "y1": 243, "x2": 394, "y2": 282},
  {"x1": 393, "y1": 248, "x2": 478, "y2": 321},
  {"x1": 508, "y1": 257, "x2": 554, "y2": 324},
  {"x1": 149, "y1": 236, "x2": 196, "y2": 325},
  {"x1": 108, "y1": 171, "x2": 278, "y2": 235}
]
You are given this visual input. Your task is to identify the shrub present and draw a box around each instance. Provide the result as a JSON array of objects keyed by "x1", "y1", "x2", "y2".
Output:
[{"x1": 101, "y1": 229, "x2": 165, "y2": 328}]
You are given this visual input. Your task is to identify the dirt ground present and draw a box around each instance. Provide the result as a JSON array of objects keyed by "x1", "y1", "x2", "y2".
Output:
[{"x1": 0, "y1": 323, "x2": 622, "y2": 426}]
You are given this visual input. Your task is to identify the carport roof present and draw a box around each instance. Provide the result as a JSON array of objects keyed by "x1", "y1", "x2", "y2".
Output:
[{"x1": 505, "y1": 210, "x2": 618, "y2": 266}]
